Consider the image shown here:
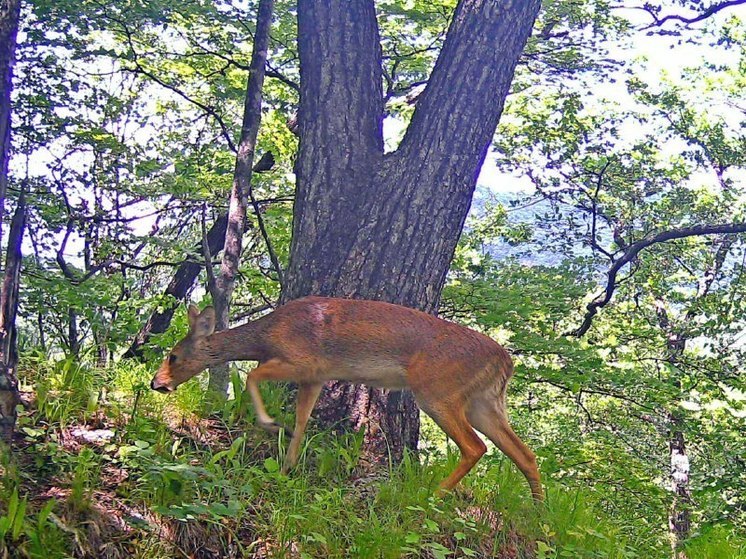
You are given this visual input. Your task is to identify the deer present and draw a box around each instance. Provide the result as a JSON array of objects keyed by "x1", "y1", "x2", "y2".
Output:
[{"x1": 150, "y1": 296, "x2": 543, "y2": 501}]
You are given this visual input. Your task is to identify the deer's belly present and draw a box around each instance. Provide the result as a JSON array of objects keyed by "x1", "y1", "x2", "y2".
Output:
[{"x1": 331, "y1": 358, "x2": 409, "y2": 390}]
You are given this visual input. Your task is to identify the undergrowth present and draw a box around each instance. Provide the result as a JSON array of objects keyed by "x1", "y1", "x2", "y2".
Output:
[{"x1": 0, "y1": 356, "x2": 742, "y2": 558}]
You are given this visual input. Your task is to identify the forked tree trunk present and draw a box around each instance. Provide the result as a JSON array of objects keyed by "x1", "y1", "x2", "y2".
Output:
[
  {"x1": 283, "y1": 0, "x2": 541, "y2": 463},
  {"x1": 209, "y1": 0, "x2": 274, "y2": 395}
]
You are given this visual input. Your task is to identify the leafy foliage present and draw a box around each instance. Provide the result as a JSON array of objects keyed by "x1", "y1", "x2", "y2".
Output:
[{"x1": 1, "y1": 0, "x2": 745, "y2": 557}]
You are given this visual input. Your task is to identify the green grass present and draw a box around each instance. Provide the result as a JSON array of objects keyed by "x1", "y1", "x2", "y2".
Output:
[
  {"x1": 685, "y1": 525, "x2": 746, "y2": 559},
  {"x1": 2, "y1": 356, "x2": 737, "y2": 558}
]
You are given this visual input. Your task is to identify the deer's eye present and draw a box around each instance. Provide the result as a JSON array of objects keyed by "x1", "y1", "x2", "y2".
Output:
[{"x1": 169, "y1": 354, "x2": 178, "y2": 364}]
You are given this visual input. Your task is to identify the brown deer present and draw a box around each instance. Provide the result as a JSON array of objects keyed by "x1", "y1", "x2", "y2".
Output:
[{"x1": 150, "y1": 296, "x2": 543, "y2": 500}]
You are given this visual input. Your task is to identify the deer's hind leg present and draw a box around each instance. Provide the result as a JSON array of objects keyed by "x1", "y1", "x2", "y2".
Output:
[
  {"x1": 417, "y1": 397, "x2": 487, "y2": 493},
  {"x1": 467, "y1": 391, "x2": 543, "y2": 501}
]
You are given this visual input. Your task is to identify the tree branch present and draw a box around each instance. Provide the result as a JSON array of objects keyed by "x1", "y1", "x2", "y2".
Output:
[
  {"x1": 570, "y1": 223, "x2": 746, "y2": 337},
  {"x1": 115, "y1": 18, "x2": 239, "y2": 153},
  {"x1": 644, "y1": 0, "x2": 746, "y2": 28},
  {"x1": 248, "y1": 185, "x2": 284, "y2": 288},
  {"x1": 55, "y1": 220, "x2": 77, "y2": 281},
  {"x1": 265, "y1": 66, "x2": 299, "y2": 91}
]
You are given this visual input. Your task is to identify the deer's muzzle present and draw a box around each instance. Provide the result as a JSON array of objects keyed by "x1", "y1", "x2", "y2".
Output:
[{"x1": 150, "y1": 378, "x2": 173, "y2": 393}]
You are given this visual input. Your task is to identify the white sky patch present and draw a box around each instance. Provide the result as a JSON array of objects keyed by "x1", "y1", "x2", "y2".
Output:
[
  {"x1": 474, "y1": 7, "x2": 745, "y2": 203},
  {"x1": 477, "y1": 153, "x2": 534, "y2": 193}
]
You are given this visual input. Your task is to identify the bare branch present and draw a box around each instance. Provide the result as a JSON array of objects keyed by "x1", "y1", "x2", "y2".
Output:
[
  {"x1": 231, "y1": 302, "x2": 273, "y2": 321},
  {"x1": 55, "y1": 219, "x2": 77, "y2": 281},
  {"x1": 570, "y1": 223, "x2": 746, "y2": 337},
  {"x1": 114, "y1": 17, "x2": 239, "y2": 153},
  {"x1": 114, "y1": 259, "x2": 200, "y2": 271},
  {"x1": 249, "y1": 185, "x2": 285, "y2": 289},
  {"x1": 650, "y1": 0, "x2": 746, "y2": 28},
  {"x1": 617, "y1": 0, "x2": 746, "y2": 29},
  {"x1": 587, "y1": 161, "x2": 613, "y2": 259},
  {"x1": 265, "y1": 66, "x2": 299, "y2": 91}
]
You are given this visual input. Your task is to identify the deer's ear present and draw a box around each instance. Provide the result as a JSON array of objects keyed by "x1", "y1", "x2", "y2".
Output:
[
  {"x1": 192, "y1": 306, "x2": 216, "y2": 338},
  {"x1": 187, "y1": 305, "x2": 201, "y2": 331}
]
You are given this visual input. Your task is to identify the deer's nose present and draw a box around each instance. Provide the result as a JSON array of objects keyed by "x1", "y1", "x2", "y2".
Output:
[{"x1": 150, "y1": 379, "x2": 171, "y2": 393}]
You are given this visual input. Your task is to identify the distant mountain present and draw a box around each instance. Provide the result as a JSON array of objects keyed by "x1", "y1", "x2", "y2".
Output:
[{"x1": 469, "y1": 185, "x2": 587, "y2": 266}]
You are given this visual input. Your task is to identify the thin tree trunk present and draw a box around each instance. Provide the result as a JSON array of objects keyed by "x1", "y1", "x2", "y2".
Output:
[
  {"x1": 660, "y1": 238, "x2": 732, "y2": 556},
  {"x1": 68, "y1": 308, "x2": 80, "y2": 357},
  {"x1": 94, "y1": 330, "x2": 108, "y2": 367},
  {"x1": 0, "y1": 190, "x2": 25, "y2": 442},
  {"x1": 668, "y1": 412, "x2": 692, "y2": 559},
  {"x1": 0, "y1": 0, "x2": 20, "y2": 248},
  {"x1": 0, "y1": 0, "x2": 21, "y2": 444},
  {"x1": 209, "y1": 0, "x2": 274, "y2": 395},
  {"x1": 37, "y1": 309, "x2": 45, "y2": 350},
  {"x1": 655, "y1": 301, "x2": 692, "y2": 556},
  {"x1": 283, "y1": 0, "x2": 541, "y2": 463},
  {"x1": 663, "y1": 328, "x2": 691, "y2": 557},
  {"x1": 123, "y1": 151, "x2": 274, "y2": 361}
]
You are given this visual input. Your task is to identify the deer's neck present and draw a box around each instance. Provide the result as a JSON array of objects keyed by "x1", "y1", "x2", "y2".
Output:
[{"x1": 203, "y1": 319, "x2": 269, "y2": 365}]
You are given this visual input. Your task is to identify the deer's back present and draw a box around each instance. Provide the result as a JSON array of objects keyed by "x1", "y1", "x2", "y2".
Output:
[{"x1": 260, "y1": 297, "x2": 512, "y2": 391}]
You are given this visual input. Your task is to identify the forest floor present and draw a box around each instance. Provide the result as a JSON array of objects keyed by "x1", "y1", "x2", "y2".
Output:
[
  {"x1": 4, "y1": 406, "x2": 537, "y2": 559},
  {"x1": 1, "y1": 359, "x2": 738, "y2": 558}
]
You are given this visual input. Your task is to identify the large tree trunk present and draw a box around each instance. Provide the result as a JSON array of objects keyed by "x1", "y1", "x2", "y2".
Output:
[
  {"x1": 283, "y1": 0, "x2": 541, "y2": 463},
  {"x1": 208, "y1": 0, "x2": 274, "y2": 395},
  {"x1": 0, "y1": 191, "x2": 25, "y2": 442}
]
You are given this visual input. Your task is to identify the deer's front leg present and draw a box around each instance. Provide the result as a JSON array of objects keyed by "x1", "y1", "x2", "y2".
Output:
[
  {"x1": 245, "y1": 359, "x2": 299, "y2": 436},
  {"x1": 282, "y1": 382, "x2": 323, "y2": 473}
]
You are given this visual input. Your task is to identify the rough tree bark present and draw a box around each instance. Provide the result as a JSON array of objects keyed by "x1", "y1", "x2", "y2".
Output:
[
  {"x1": 124, "y1": 152, "x2": 273, "y2": 361},
  {"x1": 0, "y1": 0, "x2": 21, "y2": 443},
  {"x1": 282, "y1": 0, "x2": 541, "y2": 462},
  {"x1": 208, "y1": 0, "x2": 274, "y2": 395},
  {"x1": 0, "y1": 191, "x2": 25, "y2": 442}
]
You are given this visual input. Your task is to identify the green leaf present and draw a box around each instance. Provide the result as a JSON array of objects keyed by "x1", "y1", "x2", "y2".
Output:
[{"x1": 263, "y1": 457, "x2": 280, "y2": 473}]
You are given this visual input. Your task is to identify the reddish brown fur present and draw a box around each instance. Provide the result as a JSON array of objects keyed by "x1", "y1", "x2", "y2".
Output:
[{"x1": 151, "y1": 296, "x2": 543, "y2": 500}]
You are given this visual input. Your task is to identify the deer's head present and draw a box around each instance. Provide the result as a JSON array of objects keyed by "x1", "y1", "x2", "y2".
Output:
[{"x1": 150, "y1": 305, "x2": 216, "y2": 393}]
